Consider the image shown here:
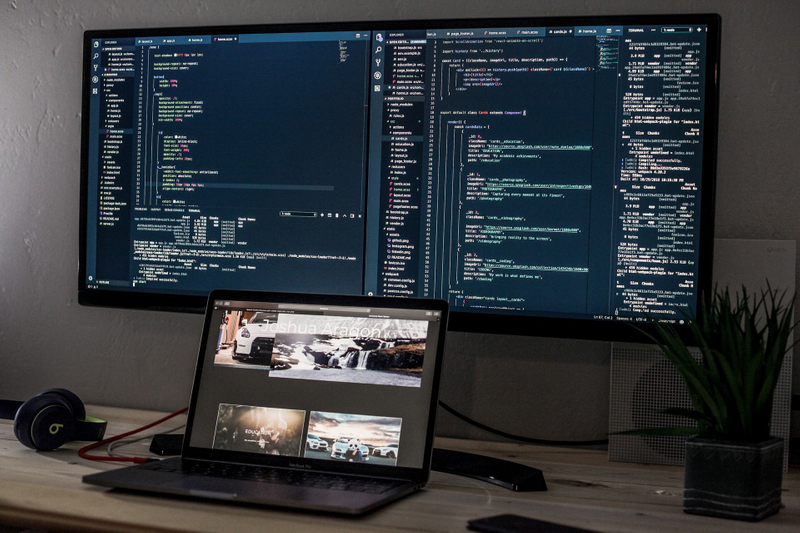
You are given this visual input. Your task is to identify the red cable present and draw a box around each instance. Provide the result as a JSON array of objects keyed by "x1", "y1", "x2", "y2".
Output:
[{"x1": 78, "y1": 407, "x2": 189, "y2": 464}]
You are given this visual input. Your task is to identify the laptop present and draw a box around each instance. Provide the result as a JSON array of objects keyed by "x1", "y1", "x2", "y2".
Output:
[{"x1": 83, "y1": 289, "x2": 449, "y2": 515}]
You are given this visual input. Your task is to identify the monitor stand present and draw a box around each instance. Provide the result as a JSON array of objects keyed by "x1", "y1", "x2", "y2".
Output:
[{"x1": 431, "y1": 448, "x2": 547, "y2": 491}]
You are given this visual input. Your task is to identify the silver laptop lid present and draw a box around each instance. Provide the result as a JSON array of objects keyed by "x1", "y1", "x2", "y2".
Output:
[{"x1": 182, "y1": 290, "x2": 449, "y2": 480}]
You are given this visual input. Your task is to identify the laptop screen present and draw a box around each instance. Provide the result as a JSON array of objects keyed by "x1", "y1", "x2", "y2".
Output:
[{"x1": 185, "y1": 291, "x2": 447, "y2": 471}]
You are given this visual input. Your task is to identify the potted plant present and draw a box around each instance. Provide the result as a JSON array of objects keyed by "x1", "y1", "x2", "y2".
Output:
[{"x1": 626, "y1": 284, "x2": 797, "y2": 521}]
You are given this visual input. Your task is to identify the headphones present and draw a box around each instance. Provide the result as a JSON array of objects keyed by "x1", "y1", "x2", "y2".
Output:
[{"x1": 0, "y1": 388, "x2": 107, "y2": 451}]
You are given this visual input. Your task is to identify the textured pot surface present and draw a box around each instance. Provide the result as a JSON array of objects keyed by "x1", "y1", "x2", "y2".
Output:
[{"x1": 684, "y1": 437, "x2": 783, "y2": 521}]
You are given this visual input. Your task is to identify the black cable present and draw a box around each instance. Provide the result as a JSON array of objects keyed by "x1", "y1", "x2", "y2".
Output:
[{"x1": 439, "y1": 400, "x2": 608, "y2": 447}]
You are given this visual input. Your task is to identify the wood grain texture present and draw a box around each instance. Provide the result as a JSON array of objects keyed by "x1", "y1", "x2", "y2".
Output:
[{"x1": 1, "y1": 406, "x2": 798, "y2": 532}]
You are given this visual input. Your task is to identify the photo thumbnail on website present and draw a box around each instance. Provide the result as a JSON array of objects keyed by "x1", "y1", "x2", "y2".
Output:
[
  {"x1": 212, "y1": 403, "x2": 305, "y2": 456},
  {"x1": 305, "y1": 411, "x2": 402, "y2": 466}
]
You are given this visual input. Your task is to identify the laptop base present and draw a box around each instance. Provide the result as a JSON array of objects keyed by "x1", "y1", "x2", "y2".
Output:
[{"x1": 145, "y1": 437, "x2": 549, "y2": 492}]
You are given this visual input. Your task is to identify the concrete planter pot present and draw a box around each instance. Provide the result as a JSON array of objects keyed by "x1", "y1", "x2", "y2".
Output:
[{"x1": 683, "y1": 436, "x2": 783, "y2": 521}]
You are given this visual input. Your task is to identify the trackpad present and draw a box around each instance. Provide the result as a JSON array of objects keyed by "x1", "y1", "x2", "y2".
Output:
[
  {"x1": 159, "y1": 476, "x2": 307, "y2": 501},
  {"x1": 160, "y1": 477, "x2": 240, "y2": 497}
]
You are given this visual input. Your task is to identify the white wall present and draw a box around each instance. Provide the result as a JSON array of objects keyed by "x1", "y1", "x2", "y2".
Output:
[{"x1": 1, "y1": 0, "x2": 798, "y2": 444}]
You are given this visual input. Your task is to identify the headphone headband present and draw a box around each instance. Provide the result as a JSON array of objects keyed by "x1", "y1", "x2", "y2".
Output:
[{"x1": 0, "y1": 400, "x2": 24, "y2": 420}]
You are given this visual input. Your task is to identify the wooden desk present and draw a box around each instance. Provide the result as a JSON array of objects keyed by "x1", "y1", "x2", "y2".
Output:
[{"x1": 1, "y1": 406, "x2": 798, "y2": 532}]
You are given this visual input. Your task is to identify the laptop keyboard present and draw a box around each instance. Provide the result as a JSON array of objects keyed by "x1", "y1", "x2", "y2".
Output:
[{"x1": 142, "y1": 459, "x2": 406, "y2": 494}]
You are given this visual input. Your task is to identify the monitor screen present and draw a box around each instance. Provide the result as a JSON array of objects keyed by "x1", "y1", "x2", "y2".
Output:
[{"x1": 79, "y1": 14, "x2": 720, "y2": 341}]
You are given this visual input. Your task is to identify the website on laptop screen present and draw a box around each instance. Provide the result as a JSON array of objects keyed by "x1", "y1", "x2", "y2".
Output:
[{"x1": 188, "y1": 298, "x2": 445, "y2": 469}]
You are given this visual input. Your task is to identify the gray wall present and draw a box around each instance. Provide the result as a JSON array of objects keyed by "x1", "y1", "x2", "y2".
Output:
[{"x1": 1, "y1": 0, "x2": 798, "y2": 444}]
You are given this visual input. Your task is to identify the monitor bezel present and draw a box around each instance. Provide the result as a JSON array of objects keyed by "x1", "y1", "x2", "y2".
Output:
[{"x1": 79, "y1": 13, "x2": 721, "y2": 344}]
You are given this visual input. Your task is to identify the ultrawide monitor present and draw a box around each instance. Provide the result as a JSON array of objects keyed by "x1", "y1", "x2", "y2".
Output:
[{"x1": 80, "y1": 14, "x2": 721, "y2": 341}]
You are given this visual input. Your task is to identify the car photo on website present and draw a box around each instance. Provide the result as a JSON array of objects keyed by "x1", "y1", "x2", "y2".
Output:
[
  {"x1": 304, "y1": 411, "x2": 402, "y2": 466},
  {"x1": 269, "y1": 315, "x2": 428, "y2": 387},
  {"x1": 213, "y1": 312, "x2": 429, "y2": 388}
]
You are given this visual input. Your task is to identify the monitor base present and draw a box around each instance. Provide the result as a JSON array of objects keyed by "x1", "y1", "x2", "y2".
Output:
[{"x1": 431, "y1": 448, "x2": 547, "y2": 492}]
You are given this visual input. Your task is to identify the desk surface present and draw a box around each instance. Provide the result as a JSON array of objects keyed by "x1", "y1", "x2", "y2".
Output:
[{"x1": 1, "y1": 406, "x2": 798, "y2": 533}]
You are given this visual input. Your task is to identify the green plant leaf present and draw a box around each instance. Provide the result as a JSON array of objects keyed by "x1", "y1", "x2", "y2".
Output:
[
  {"x1": 613, "y1": 427, "x2": 702, "y2": 437},
  {"x1": 632, "y1": 283, "x2": 797, "y2": 441},
  {"x1": 660, "y1": 407, "x2": 711, "y2": 423}
]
